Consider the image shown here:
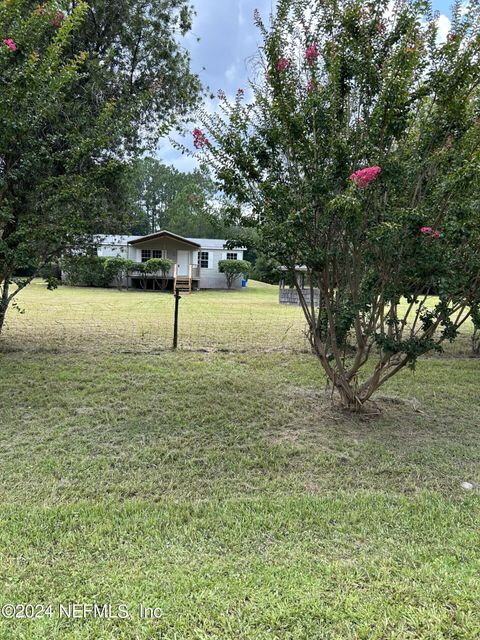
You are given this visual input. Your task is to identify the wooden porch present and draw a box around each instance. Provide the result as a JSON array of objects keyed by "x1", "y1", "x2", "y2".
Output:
[
  {"x1": 129, "y1": 263, "x2": 200, "y2": 293},
  {"x1": 173, "y1": 263, "x2": 200, "y2": 294}
]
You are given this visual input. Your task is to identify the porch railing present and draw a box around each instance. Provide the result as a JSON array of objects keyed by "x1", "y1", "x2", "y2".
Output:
[{"x1": 129, "y1": 263, "x2": 200, "y2": 279}]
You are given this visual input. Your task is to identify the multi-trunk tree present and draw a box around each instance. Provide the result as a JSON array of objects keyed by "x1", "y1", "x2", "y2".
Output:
[
  {"x1": 0, "y1": 0, "x2": 200, "y2": 333},
  {"x1": 192, "y1": 0, "x2": 480, "y2": 409},
  {"x1": 218, "y1": 259, "x2": 252, "y2": 289}
]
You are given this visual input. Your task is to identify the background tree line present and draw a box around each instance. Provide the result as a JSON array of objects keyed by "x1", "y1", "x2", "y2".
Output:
[
  {"x1": 126, "y1": 158, "x2": 223, "y2": 238},
  {"x1": 123, "y1": 157, "x2": 281, "y2": 283}
]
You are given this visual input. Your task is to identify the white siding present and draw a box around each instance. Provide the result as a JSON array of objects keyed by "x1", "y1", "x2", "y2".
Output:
[
  {"x1": 97, "y1": 244, "x2": 129, "y2": 258},
  {"x1": 199, "y1": 249, "x2": 245, "y2": 289}
]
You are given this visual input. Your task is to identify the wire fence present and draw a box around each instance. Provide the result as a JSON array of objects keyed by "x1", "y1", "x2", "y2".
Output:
[
  {"x1": 0, "y1": 283, "x2": 476, "y2": 356},
  {"x1": 0, "y1": 286, "x2": 312, "y2": 354}
]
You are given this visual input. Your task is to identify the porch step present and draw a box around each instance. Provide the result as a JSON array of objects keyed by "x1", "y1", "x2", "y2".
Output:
[{"x1": 174, "y1": 276, "x2": 192, "y2": 294}]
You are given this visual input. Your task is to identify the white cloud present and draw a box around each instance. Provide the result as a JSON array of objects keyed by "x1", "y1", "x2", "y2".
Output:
[
  {"x1": 436, "y1": 14, "x2": 452, "y2": 44},
  {"x1": 238, "y1": 1, "x2": 245, "y2": 27},
  {"x1": 225, "y1": 62, "x2": 238, "y2": 83}
]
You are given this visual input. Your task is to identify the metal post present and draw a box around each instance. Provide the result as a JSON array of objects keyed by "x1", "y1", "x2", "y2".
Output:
[{"x1": 173, "y1": 289, "x2": 181, "y2": 350}]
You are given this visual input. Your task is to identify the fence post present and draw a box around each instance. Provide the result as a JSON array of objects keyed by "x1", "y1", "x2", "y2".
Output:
[{"x1": 173, "y1": 289, "x2": 181, "y2": 350}]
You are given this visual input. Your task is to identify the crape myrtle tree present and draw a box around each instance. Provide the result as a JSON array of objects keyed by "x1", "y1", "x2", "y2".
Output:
[
  {"x1": 0, "y1": 0, "x2": 200, "y2": 333},
  {"x1": 190, "y1": 0, "x2": 480, "y2": 410},
  {"x1": 218, "y1": 259, "x2": 252, "y2": 289},
  {"x1": 141, "y1": 257, "x2": 174, "y2": 290},
  {"x1": 103, "y1": 257, "x2": 135, "y2": 291}
]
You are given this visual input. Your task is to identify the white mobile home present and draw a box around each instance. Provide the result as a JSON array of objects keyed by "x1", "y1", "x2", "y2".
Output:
[{"x1": 93, "y1": 230, "x2": 245, "y2": 291}]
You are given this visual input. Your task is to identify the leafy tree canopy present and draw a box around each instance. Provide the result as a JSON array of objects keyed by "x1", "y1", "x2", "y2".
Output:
[
  {"x1": 0, "y1": 0, "x2": 201, "y2": 331},
  {"x1": 192, "y1": 0, "x2": 480, "y2": 409}
]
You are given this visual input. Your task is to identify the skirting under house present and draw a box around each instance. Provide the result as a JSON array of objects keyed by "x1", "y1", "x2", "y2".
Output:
[
  {"x1": 278, "y1": 266, "x2": 320, "y2": 306},
  {"x1": 279, "y1": 287, "x2": 320, "y2": 306}
]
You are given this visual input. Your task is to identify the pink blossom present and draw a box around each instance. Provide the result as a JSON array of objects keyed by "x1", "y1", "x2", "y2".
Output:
[
  {"x1": 193, "y1": 128, "x2": 209, "y2": 149},
  {"x1": 3, "y1": 38, "x2": 17, "y2": 52},
  {"x1": 349, "y1": 165, "x2": 381, "y2": 188},
  {"x1": 304, "y1": 42, "x2": 319, "y2": 65},
  {"x1": 420, "y1": 227, "x2": 440, "y2": 238},
  {"x1": 277, "y1": 58, "x2": 290, "y2": 72},
  {"x1": 237, "y1": 88, "x2": 245, "y2": 98}
]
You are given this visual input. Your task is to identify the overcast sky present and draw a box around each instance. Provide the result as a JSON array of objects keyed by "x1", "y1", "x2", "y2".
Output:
[{"x1": 158, "y1": 0, "x2": 457, "y2": 172}]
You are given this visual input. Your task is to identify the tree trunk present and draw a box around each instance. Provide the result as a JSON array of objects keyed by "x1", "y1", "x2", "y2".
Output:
[
  {"x1": 0, "y1": 280, "x2": 10, "y2": 335},
  {"x1": 0, "y1": 306, "x2": 7, "y2": 335},
  {"x1": 473, "y1": 328, "x2": 480, "y2": 354}
]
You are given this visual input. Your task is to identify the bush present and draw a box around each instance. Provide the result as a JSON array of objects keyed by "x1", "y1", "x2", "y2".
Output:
[
  {"x1": 251, "y1": 255, "x2": 281, "y2": 285},
  {"x1": 138, "y1": 258, "x2": 174, "y2": 290},
  {"x1": 142, "y1": 258, "x2": 173, "y2": 275},
  {"x1": 38, "y1": 263, "x2": 62, "y2": 281},
  {"x1": 61, "y1": 255, "x2": 109, "y2": 287},
  {"x1": 103, "y1": 257, "x2": 136, "y2": 289},
  {"x1": 218, "y1": 259, "x2": 251, "y2": 289}
]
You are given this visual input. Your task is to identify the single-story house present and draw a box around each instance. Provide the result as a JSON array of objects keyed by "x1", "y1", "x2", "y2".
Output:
[{"x1": 93, "y1": 230, "x2": 246, "y2": 291}]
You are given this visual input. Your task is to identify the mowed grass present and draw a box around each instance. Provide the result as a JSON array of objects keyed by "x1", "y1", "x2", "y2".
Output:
[
  {"x1": 1, "y1": 280, "x2": 310, "y2": 353},
  {"x1": 0, "y1": 283, "x2": 479, "y2": 638},
  {"x1": 1, "y1": 279, "x2": 475, "y2": 354}
]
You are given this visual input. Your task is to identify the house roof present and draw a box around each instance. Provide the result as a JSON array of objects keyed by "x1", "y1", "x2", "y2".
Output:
[
  {"x1": 93, "y1": 235, "x2": 140, "y2": 245},
  {"x1": 93, "y1": 232, "x2": 244, "y2": 252},
  {"x1": 128, "y1": 230, "x2": 201, "y2": 248}
]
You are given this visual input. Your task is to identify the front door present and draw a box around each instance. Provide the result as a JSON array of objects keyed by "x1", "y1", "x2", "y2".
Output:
[{"x1": 177, "y1": 250, "x2": 190, "y2": 276}]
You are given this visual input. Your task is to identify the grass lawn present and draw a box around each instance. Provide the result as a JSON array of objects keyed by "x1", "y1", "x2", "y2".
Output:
[
  {"x1": 1, "y1": 279, "x2": 474, "y2": 355},
  {"x1": 0, "y1": 282, "x2": 479, "y2": 638},
  {"x1": 1, "y1": 280, "x2": 310, "y2": 353}
]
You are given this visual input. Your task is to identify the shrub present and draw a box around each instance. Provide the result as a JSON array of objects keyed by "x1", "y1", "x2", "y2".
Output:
[
  {"x1": 251, "y1": 255, "x2": 281, "y2": 285},
  {"x1": 218, "y1": 259, "x2": 251, "y2": 289},
  {"x1": 61, "y1": 255, "x2": 109, "y2": 287},
  {"x1": 103, "y1": 258, "x2": 136, "y2": 290},
  {"x1": 132, "y1": 258, "x2": 174, "y2": 290},
  {"x1": 142, "y1": 258, "x2": 174, "y2": 275}
]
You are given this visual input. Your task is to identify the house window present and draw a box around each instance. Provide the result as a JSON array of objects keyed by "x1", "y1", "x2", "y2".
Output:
[
  {"x1": 142, "y1": 249, "x2": 165, "y2": 262},
  {"x1": 199, "y1": 251, "x2": 209, "y2": 268},
  {"x1": 226, "y1": 252, "x2": 238, "y2": 260}
]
